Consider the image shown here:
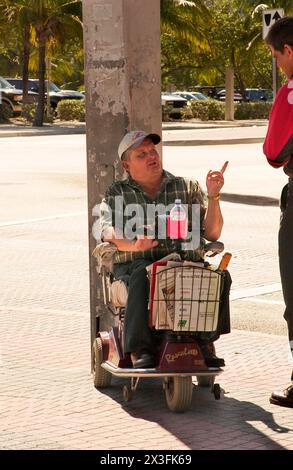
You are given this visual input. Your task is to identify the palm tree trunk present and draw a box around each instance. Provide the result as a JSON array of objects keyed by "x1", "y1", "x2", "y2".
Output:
[
  {"x1": 22, "y1": 24, "x2": 30, "y2": 105},
  {"x1": 33, "y1": 30, "x2": 46, "y2": 127}
]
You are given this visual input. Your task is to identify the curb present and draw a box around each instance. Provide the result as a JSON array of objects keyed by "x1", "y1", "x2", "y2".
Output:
[
  {"x1": 0, "y1": 129, "x2": 264, "y2": 146},
  {"x1": 0, "y1": 127, "x2": 86, "y2": 138},
  {"x1": 162, "y1": 123, "x2": 268, "y2": 131},
  {"x1": 163, "y1": 137, "x2": 264, "y2": 146}
]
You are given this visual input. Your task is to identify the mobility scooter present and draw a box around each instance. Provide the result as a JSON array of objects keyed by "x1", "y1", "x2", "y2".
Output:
[{"x1": 91, "y1": 240, "x2": 230, "y2": 413}]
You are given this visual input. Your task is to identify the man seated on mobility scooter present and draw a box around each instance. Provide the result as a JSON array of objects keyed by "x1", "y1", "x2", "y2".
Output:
[{"x1": 99, "y1": 130, "x2": 232, "y2": 369}]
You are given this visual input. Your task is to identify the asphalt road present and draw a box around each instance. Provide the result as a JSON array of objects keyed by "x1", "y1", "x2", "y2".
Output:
[
  {"x1": 163, "y1": 142, "x2": 287, "y2": 200},
  {"x1": 0, "y1": 134, "x2": 287, "y2": 336}
]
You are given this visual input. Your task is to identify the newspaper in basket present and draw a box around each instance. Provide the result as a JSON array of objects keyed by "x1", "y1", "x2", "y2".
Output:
[{"x1": 150, "y1": 264, "x2": 221, "y2": 332}]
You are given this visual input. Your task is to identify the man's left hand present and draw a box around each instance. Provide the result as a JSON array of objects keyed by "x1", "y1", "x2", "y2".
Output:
[{"x1": 206, "y1": 161, "x2": 228, "y2": 197}]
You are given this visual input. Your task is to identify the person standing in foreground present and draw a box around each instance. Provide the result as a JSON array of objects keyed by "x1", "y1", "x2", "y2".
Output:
[{"x1": 263, "y1": 16, "x2": 293, "y2": 407}]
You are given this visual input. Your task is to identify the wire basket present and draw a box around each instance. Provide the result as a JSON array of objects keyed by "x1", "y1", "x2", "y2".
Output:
[{"x1": 149, "y1": 265, "x2": 222, "y2": 332}]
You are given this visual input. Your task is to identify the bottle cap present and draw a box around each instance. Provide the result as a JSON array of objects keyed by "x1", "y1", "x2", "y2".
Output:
[{"x1": 175, "y1": 199, "x2": 181, "y2": 204}]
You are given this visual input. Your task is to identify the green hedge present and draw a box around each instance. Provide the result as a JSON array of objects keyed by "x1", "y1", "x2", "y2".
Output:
[
  {"x1": 21, "y1": 103, "x2": 54, "y2": 123},
  {"x1": 189, "y1": 99, "x2": 225, "y2": 120},
  {"x1": 184, "y1": 99, "x2": 272, "y2": 121},
  {"x1": 21, "y1": 103, "x2": 37, "y2": 122},
  {"x1": 0, "y1": 102, "x2": 12, "y2": 123},
  {"x1": 53, "y1": 97, "x2": 272, "y2": 122},
  {"x1": 22, "y1": 100, "x2": 87, "y2": 123},
  {"x1": 162, "y1": 104, "x2": 174, "y2": 121},
  {"x1": 234, "y1": 102, "x2": 272, "y2": 119},
  {"x1": 56, "y1": 99, "x2": 85, "y2": 121}
]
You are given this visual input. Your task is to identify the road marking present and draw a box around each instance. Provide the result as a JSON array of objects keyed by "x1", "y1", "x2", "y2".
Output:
[
  {"x1": 231, "y1": 283, "x2": 281, "y2": 300},
  {"x1": 0, "y1": 211, "x2": 87, "y2": 227}
]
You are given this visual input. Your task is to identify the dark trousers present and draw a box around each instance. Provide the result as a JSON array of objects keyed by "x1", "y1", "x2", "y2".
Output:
[
  {"x1": 114, "y1": 259, "x2": 154, "y2": 353},
  {"x1": 113, "y1": 259, "x2": 232, "y2": 354},
  {"x1": 279, "y1": 178, "x2": 293, "y2": 344}
]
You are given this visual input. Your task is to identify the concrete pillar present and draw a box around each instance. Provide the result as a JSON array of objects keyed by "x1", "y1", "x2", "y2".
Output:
[
  {"x1": 225, "y1": 66, "x2": 234, "y2": 121},
  {"x1": 82, "y1": 0, "x2": 161, "y2": 346}
]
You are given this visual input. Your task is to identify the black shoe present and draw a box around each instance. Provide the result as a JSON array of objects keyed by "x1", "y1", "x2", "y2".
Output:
[
  {"x1": 199, "y1": 341, "x2": 225, "y2": 368},
  {"x1": 270, "y1": 384, "x2": 293, "y2": 408},
  {"x1": 131, "y1": 351, "x2": 154, "y2": 369}
]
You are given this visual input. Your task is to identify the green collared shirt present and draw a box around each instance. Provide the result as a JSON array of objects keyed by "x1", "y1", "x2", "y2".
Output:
[{"x1": 100, "y1": 170, "x2": 207, "y2": 264}]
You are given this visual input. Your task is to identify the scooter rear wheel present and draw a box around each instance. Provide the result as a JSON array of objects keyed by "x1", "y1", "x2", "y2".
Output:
[
  {"x1": 92, "y1": 337, "x2": 112, "y2": 388},
  {"x1": 164, "y1": 376, "x2": 193, "y2": 413}
]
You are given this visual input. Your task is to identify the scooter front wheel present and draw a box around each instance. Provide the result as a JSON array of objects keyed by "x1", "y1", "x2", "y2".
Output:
[
  {"x1": 164, "y1": 376, "x2": 193, "y2": 413},
  {"x1": 92, "y1": 337, "x2": 112, "y2": 388}
]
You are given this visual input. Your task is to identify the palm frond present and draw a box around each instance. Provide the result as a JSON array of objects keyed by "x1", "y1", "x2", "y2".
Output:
[
  {"x1": 173, "y1": 0, "x2": 197, "y2": 6},
  {"x1": 252, "y1": 4, "x2": 269, "y2": 18}
]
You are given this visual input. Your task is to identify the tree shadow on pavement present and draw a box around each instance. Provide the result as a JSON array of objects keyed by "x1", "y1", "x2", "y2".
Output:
[
  {"x1": 98, "y1": 378, "x2": 291, "y2": 450},
  {"x1": 221, "y1": 192, "x2": 279, "y2": 206}
]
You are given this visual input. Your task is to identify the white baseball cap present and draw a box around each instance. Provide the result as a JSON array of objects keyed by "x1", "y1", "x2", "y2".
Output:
[{"x1": 118, "y1": 130, "x2": 161, "y2": 159}]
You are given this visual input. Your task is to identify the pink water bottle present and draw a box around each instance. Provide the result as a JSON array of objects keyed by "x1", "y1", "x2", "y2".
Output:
[{"x1": 167, "y1": 199, "x2": 188, "y2": 239}]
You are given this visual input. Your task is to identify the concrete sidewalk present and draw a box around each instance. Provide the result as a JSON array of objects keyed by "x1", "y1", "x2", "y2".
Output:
[{"x1": 0, "y1": 119, "x2": 267, "y2": 145}]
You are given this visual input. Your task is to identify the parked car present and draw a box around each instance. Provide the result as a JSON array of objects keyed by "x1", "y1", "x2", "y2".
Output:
[
  {"x1": 245, "y1": 88, "x2": 273, "y2": 102},
  {"x1": 173, "y1": 91, "x2": 208, "y2": 102},
  {"x1": 0, "y1": 76, "x2": 23, "y2": 114},
  {"x1": 190, "y1": 86, "x2": 225, "y2": 99},
  {"x1": 161, "y1": 93, "x2": 187, "y2": 118},
  {"x1": 5, "y1": 78, "x2": 84, "y2": 109},
  {"x1": 216, "y1": 89, "x2": 244, "y2": 102}
]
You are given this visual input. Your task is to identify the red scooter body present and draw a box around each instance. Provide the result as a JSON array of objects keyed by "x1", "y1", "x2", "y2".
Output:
[{"x1": 100, "y1": 326, "x2": 208, "y2": 372}]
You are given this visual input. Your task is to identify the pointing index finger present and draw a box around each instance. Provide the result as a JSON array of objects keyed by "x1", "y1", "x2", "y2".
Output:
[{"x1": 220, "y1": 161, "x2": 229, "y2": 174}]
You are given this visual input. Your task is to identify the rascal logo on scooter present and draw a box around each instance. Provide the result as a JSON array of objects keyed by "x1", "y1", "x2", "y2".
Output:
[{"x1": 165, "y1": 346, "x2": 198, "y2": 363}]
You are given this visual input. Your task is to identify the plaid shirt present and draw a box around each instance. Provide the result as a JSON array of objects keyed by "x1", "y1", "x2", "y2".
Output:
[{"x1": 100, "y1": 170, "x2": 207, "y2": 264}]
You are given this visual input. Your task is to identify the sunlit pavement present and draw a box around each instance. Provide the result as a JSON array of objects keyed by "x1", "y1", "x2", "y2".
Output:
[{"x1": 0, "y1": 131, "x2": 292, "y2": 450}]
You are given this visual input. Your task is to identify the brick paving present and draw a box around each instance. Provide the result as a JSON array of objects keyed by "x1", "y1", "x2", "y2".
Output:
[
  {"x1": 1, "y1": 214, "x2": 293, "y2": 450},
  {"x1": 1, "y1": 308, "x2": 292, "y2": 450}
]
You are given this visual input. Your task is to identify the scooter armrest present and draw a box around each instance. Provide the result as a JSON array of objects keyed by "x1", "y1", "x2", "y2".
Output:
[
  {"x1": 204, "y1": 241, "x2": 224, "y2": 257},
  {"x1": 92, "y1": 241, "x2": 118, "y2": 272}
]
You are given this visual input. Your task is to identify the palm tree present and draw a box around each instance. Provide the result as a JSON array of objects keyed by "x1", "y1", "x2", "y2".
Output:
[
  {"x1": 236, "y1": 1, "x2": 293, "y2": 93},
  {"x1": 0, "y1": 3, "x2": 21, "y2": 77},
  {"x1": 30, "y1": 0, "x2": 82, "y2": 126},
  {"x1": 161, "y1": 0, "x2": 210, "y2": 49},
  {"x1": 198, "y1": 0, "x2": 273, "y2": 99},
  {"x1": 2, "y1": 0, "x2": 82, "y2": 126},
  {"x1": 2, "y1": 1, "x2": 32, "y2": 103},
  {"x1": 161, "y1": 0, "x2": 212, "y2": 88}
]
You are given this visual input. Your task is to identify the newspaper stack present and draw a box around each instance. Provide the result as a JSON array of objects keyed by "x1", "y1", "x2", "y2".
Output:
[
  {"x1": 174, "y1": 267, "x2": 220, "y2": 331},
  {"x1": 148, "y1": 258, "x2": 221, "y2": 332},
  {"x1": 146, "y1": 254, "x2": 181, "y2": 330}
]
